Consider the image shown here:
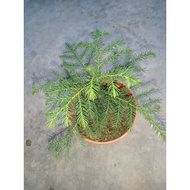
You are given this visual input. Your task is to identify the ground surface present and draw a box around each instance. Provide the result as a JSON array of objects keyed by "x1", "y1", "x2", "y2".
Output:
[{"x1": 24, "y1": 0, "x2": 166, "y2": 189}]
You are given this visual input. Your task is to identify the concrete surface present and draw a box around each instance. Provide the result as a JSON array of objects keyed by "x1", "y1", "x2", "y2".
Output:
[{"x1": 24, "y1": 0, "x2": 166, "y2": 189}]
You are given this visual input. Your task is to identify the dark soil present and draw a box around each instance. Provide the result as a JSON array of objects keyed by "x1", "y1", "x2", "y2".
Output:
[
  {"x1": 70, "y1": 84, "x2": 137, "y2": 142},
  {"x1": 84, "y1": 123, "x2": 130, "y2": 142}
]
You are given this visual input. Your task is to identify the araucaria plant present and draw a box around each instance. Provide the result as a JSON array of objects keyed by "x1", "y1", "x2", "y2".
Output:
[{"x1": 32, "y1": 30, "x2": 166, "y2": 158}]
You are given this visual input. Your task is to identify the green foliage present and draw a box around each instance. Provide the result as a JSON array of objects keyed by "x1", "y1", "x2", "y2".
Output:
[
  {"x1": 32, "y1": 30, "x2": 166, "y2": 158},
  {"x1": 48, "y1": 128, "x2": 74, "y2": 158}
]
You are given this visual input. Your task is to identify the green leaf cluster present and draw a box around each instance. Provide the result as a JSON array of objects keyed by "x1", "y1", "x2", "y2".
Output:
[{"x1": 32, "y1": 30, "x2": 165, "y2": 158}]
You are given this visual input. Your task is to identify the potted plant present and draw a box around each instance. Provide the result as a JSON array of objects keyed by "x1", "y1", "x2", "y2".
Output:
[{"x1": 32, "y1": 30, "x2": 166, "y2": 158}]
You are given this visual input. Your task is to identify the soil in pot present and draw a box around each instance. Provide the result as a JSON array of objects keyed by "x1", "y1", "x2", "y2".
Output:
[
  {"x1": 77, "y1": 105, "x2": 136, "y2": 142},
  {"x1": 70, "y1": 84, "x2": 137, "y2": 142}
]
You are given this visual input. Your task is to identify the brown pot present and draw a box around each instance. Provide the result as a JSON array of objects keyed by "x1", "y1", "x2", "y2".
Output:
[{"x1": 82, "y1": 81, "x2": 138, "y2": 145}]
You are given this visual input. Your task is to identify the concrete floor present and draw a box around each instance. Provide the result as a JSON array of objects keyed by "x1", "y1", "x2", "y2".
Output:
[{"x1": 24, "y1": 0, "x2": 166, "y2": 189}]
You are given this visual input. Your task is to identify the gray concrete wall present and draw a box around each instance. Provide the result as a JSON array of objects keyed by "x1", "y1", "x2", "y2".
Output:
[{"x1": 24, "y1": 0, "x2": 166, "y2": 189}]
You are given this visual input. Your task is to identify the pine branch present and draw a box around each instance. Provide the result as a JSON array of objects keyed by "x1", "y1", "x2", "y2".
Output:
[
  {"x1": 141, "y1": 98, "x2": 161, "y2": 108},
  {"x1": 64, "y1": 88, "x2": 85, "y2": 126},
  {"x1": 60, "y1": 54, "x2": 74, "y2": 59},
  {"x1": 77, "y1": 42, "x2": 95, "y2": 49},
  {"x1": 100, "y1": 49, "x2": 132, "y2": 67},
  {"x1": 46, "y1": 88, "x2": 85, "y2": 128},
  {"x1": 101, "y1": 72, "x2": 140, "y2": 89},
  {"x1": 111, "y1": 66, "x2": 144, "y2": 76},
  {"x1": 74, "y1": 125, "x2": 86, "y2": 147},
  {"x1": 112, "y1": 51, "x2": 119, "y2": 68},
  {"x1": 86, "y1": 98, "x2": 95, "y2": 118},
  {"x1": 32, "y1": 81, "x2": 53, "y2": 95},
  {"x1": 137, "y1": 106, "x2": 166, "y2": 140},
  {"x1": 76, "y1": 43, "x2": 96, "y2": 66},
  {"x1": 113, "y1": 95, "x2": 137, "y2": 129},
  {"x1": 80, "y1": 46, "x2": 89, "y2": 59},
  {"x1": 90, "y1": 29, "x2": 109, "y2": 41},
  {"x1": 126, "y1": 98, "x2": 137, "y2": 129},
  {"x1": 47, "y1": 85, "x2": 77, "y2": 97},
  {"x1": 113, "y1": 99, "x2": 123, "y2": 128},
  {"x1": 48, "y1": 128, "x2": 74, "y2": 158},
  {"x1": 94, "y1": 94, "x2": 110, "y2": 128},
  {"x1": 52, "y1": 70, "x2": 66, "y2": 81},
  {"x1": 92, "y1": 100, "x2": 103, "y2": 136},
  {"x1": 64, "y1": 129, "x2": 73, "y2": 156},
  {"x1": 100, "y1": 40, "x2": 125, "y2": 56},
  {"x1": 48, "y1": 127, "x2": 70, "y2": 143},
  {"x1": 135, "y1": 88, "x2": 156, "y2": 99},
  {"x1": 108, "y1": 78, "x2": 119, "y2": 98},
  {"x1": 126, "y1": 51, "x2": 156, "y2": 66},
  {"x1": 114, "y1": 93, "x2": 165, "y2": 139},
  {"x1": 75, "y1": 94, "x2": 97, "y2": 139},
  {"x1": 76, "y1": 94, "x2": 88, "y2": 129},
  {"x1": 44, "y1": 82, "x2": 70, "y2": 97},
  {"x1": 114, "y1": 64, "x2": 145, "y2": 73},
  {"x1": 45, "y1": 96, "x2": 66, "y2": 106},
  {"x1": 85, "y1": 77, "x2": 100, "y2": 100},
  {"x1": 65, "y1": 43, "x2": 85, "y2": 68},
  {"x1": 61, "y1": 61, "x2": 84, "y2": 81},
  {"x1": 45, "y1": 106, "x2": 66, "y2": 128},
  {"x1": 85, "y1": 48, "x2": 96, "y2": 66}
]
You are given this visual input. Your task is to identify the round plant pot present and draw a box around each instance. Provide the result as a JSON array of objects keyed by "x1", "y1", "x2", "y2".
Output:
[
  {"x1": 82, "y1": 81, "x2": 138, "y2": 145},
  {"x1": 82, "y1": 112, "x2": 137, "y2": 145}
]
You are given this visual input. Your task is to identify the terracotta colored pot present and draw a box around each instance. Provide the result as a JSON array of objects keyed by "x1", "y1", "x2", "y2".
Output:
[
  {"x1": 83, "y1": 114, "x2": 137, "y2": 145},
  {"x1": 82, "y1": 81, "x2": 138, "y2": 145}
]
